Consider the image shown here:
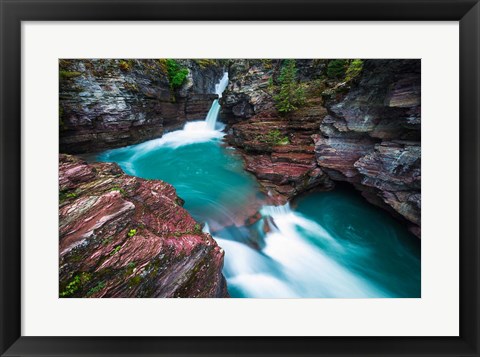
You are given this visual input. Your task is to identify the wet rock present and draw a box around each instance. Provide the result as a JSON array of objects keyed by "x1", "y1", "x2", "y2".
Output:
[
  {"x1": 315, "y1": 60, "x2": 421, "y2": 236},
  {"x1": 222, "y1": 59, "x2": 421, "y2": 237},
  {"x1": 59, "y1": 59, "x2": 224, "y2": 154},
  {"x1": 59, "y1": 154, "x2": 228, "y2": 298}
]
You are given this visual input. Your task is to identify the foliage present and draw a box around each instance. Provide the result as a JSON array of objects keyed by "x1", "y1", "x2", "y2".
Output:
[
  {"x1": 258, "y1": 129, "x2": 290, "y2": 146},
  {"x1": 110, "y1": 186, "x2": 126, "y2": 196},
  {"x1": 194, "y1": 59, "x2": 217, "y2": 68},
  {"x1": 129, "y1": 275, "x2": 142, "y2": 287},
  {"x1": 110, "y1": 245, "x2": 122, "y2": 256},
  {"x1": 60, "y1": 272, "x2": 91, "y2": 297},
  {"x1": 165, "y1": 59, "x2": 189, "y2": 90},
  {"x1": 59, "y1": 70, "x2": 82, "y2": 80},
  {"x1": 326, "y1": 59, "x2": 348, "y2": 79},
  {"x1": 274, "y1": 60, "x2": 306, "y2": 113},
  {"x1": 87, "y1": 281, "x2": 105, "y2": 297},
  {"x1": 326, "y1": 59, "x2": 364, "y2": 82},
  {"x1": 127, "y1": 228, "x2": 137, "y2": 238},
  {"x1": 59, "y1": 190, "x2": 77, "y2": 202},
  {"x1": 118, "y1": 60, "x2": 133, "y2": 71},
  {"x1": 345, "y1": 59, "x2": 364, "y2": 82},
  {"x1": 194, "y1": 223, "x2": 202, "y2": 234}
]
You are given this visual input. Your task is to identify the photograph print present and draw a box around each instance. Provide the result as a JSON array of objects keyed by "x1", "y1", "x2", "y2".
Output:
[{"x1": 59, "y1": 59, "x2": 421, "y2": 298}]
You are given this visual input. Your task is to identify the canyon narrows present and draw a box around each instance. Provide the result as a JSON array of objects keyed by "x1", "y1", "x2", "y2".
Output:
[{"x1": 59, "y1": 59, "x2": 420, "y2": 298}]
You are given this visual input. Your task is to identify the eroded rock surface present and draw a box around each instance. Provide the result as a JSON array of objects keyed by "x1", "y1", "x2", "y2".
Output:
[
  {"x1": 222, "y1": 60, "x2": 333, "y2": 204},
  {"x1": 59, "y1": 59, "x2": 224, "y2": 153},
  {"x1": 59, "y1": 154, "x2": 228, "y2": 298},
  {"x1": 315, "y1": 60, "x2": 421, "y2": 236},
  {"x1": 221, "y1": 59, "x2": 420, "y2": 236}
]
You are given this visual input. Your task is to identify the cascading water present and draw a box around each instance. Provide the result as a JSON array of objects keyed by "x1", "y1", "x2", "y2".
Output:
[
  {"x1": 215, "y1": 71, "x2": 229, "y2": 98},
  {"x1": 95, "y1": 70, "x2": 420, "y2": 298},
  {"x1": 205, "y1": 100, "x2": 221, "y2": 130},
  {"x1": 205, "y1": 72, "x2": 228, "y2": 130}
]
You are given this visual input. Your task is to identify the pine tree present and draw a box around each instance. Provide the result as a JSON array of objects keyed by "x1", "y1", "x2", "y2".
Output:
[{"x1": 274, "y1": 59, "x2": 305, "y2": 114}]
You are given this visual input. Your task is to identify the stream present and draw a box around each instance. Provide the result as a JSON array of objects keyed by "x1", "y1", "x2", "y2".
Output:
[{"x1": 95, "y1": 73, "x2": 421, "y2": 298}]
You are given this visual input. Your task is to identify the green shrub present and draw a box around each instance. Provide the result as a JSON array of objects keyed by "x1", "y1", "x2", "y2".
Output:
[
  {"x1": 326, "y1": 59, "x2": 348, "y2": 79},
  {"x1": 258, "y1": 129, "x2": 290, "y2": 146},
  {"x1": 165, "y1": 59, "x2": 189, "y2": 90},
  {"x1": 87, "y1": 281, "x2": 105, "y2": 297},
  {"x1": 60, "y1": 272, "x2": 91, "y2": 297},
  {"x1": 345, "y1": 59, "x2": 364, "y2": 82},
  {"x1": 274, "y1": 59, "x2": 306, "y2": 113},
  {"x1": 59, "y1": 190, "x2": 77, "y2": 202}
]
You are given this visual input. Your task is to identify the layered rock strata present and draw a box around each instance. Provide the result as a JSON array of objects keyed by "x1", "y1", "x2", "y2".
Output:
[
  {"x1": 222, "y1": 60, "x2": 333, "y2": 204},
  {"x1": 59, "y1": 59, "x2": 223, "y2": 154},
  {"x1": 59, "y1": 154, "x2": 228, "y2": 298},
  {"x1": 315, "y1": 59, "x2": 421, "y2": 236},
  {"x1": 222, "y1": 59, "x2": 421, "y2": 236}
]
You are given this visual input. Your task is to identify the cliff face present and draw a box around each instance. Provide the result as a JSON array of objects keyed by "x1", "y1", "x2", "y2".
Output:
[
  {"x1": 59, "y1": 154, "x2": 228, "y2": 298},
  {"x1": 315, "y1": 60, "x2": 421, "y2": 236},
  {"x1": 222, "y1": 60, "x2": 334, "y2": 204},
  {"x1": 59, "y1": 59, "x2": 223, "y2": 154},
  {"x1": 221, "y1": 59, "x2": 421, "y2": 236}
]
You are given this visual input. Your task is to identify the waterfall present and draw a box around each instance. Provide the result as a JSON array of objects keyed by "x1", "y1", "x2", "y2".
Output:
[
  {"x1": 215, "y1": 72, "x2": 229, "y2": 97},
  {"x1": 205, "y1": 72, "x2": 229, "y2": 130},
  {"x1": 205, "y1": 100, "x2": 221, "y2": 130}
]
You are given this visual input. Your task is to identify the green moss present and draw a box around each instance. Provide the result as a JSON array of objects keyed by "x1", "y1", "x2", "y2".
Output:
[
  {"x1": 60, "y1": 272, "x2": 91, "y2": 297},
  {"x1": 110, "y1": 186, "x2": 126, "y2": 196},
  {"x1": 257, "y1": 129, "x2": 290, "y2": 146},
  {"x1": 193, "y1": 223, "x2": 202, "y2": 234},
  {"x1": 118, "y1": 60, "x2": 133, "y2": 71},
  {"x1": 59, "y1": 70, "x2": 82, "y2": 79},
  {"x1": 110, "y1": 245, "x2": 122, "y2": 256},
  {"x1": 129, "y1": 275, "x2": 142, "y2": 287},
  {"x1": 86, "y1": 281, "x2": 105, "y2": 297},
  {"x1": 194, "y1": 59, "x2": 217, "y2": 68},
  {"x1": 59, "y1": 190, "x2": 78, "y2": 202},
  {"x1": 345, "y1": 59, "x2": 364, "y2": 82},
  {"x1": 127, "y1": 228, "x2": 137, "y2": 238}
]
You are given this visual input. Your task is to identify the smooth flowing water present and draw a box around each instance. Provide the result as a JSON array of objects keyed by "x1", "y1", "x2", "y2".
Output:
[{"x1": 95, "y1": 73, "x2": 420, "y2": 298}]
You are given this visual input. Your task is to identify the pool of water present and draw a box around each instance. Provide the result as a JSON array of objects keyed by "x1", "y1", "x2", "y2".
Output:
[{"x1": 95, "y1": 123, "x2": 420, "y2": 298}]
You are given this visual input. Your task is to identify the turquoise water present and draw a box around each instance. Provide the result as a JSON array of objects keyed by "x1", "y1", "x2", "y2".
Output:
[
  {"x1": 96, "y1": 125, "x2": 420, "y2": 298},
  {"x1": 95, "y1": 75, "x2": 420, "y2": 298}
]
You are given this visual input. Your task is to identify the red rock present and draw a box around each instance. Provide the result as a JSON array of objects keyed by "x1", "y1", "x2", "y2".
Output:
[{"x1": 59, "y1": 154, "x2": 228, "y2": 298}]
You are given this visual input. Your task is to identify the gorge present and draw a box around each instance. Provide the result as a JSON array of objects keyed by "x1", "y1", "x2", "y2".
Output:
[{"x1": 59, "y1": 59, "x2": 421, "y2": 298}]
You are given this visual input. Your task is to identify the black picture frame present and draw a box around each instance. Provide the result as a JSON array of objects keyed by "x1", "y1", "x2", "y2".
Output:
[{"x1": 1, "y1": 0, "x2": 479, "y2": 356}]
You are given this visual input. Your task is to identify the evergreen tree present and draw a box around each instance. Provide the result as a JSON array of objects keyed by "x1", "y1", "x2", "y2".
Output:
[{"x1": 274, "y1": 59, "x2": 305, "y2": 114}]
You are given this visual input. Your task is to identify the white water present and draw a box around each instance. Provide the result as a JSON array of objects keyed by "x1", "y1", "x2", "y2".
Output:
[
  {"x1": 205, "y1": 100, "x2": 222, "y2": 130},
  {"x1": 105, "y1": 72, "x2": 230, "y2": 163},
  {"x1": 216, "y1": 203, "x2": 392, "y2": 298},
  {"x1": 215, "y1": 72, "x2": 229, "y2": 97}
]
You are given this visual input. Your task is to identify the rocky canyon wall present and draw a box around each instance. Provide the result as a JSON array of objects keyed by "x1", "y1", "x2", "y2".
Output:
[
  {"x1": 59, "y1": 59, "x2": 224, "y2": 154},
  {"x1": 221, "y1": 59, "x2": 421, "y2": 237},
  {"x1": 59, "y1": 154, "x2": 228, "y2": 298}
]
